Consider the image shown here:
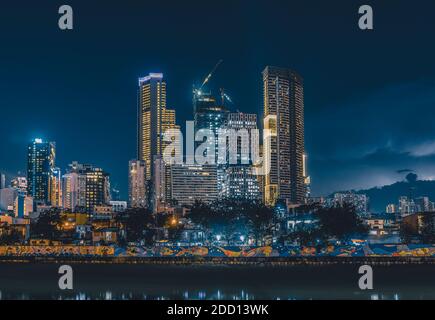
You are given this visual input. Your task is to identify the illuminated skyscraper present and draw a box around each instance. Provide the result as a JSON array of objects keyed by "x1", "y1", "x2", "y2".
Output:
[
  {"x1": 263, "y1": 66, "x2": 305, "y2": 205},
  {"x1": 27, "y1": 138, "x2": 56, "y2": 204},
  {"x1": 193, "y1": 91, "x2": 229, "y2": 162},
  {"x1": 137, "y1": 73, "x2": 179, "y2": 179},
  {"x1": 137, "y1": 73, "x2": 179, "y2": 209},
  {"x1": 128, "y1": 159, "x2": 147, "y2": 208}
]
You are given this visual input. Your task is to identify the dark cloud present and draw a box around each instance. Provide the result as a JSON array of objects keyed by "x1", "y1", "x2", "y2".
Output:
[{"x1": 396, "y1": 169, "x2": 414, "y2": 174}]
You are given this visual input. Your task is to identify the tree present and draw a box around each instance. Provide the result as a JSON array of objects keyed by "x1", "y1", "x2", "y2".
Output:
[
  {"x1": 31, "y1": 208, "x2": 62, "y2": 239},
  {"x1": 400, "y1": 222, "x2": 415, "y2": 243},
  {"x1": 116, "y1": 207, "x2": 153, "y2": 243},
  {"x1": 315, "y1": 204, "x2": 367, "y2": 240},
  {"x1": 187, "y1": 200, "x2": 275, "y2": 245},
  {"x1": 245, "y1": 201, "x2": 274, "y2": 245},
  {"x1": 406, "y1": 173, "x2": 418, "y2": 183},
  {"x1": 0, "y1": 229, "x2": 22, "y2": 245},
  {"x1": 421, "y1": 214, "x2": 435, "y2": 243}
]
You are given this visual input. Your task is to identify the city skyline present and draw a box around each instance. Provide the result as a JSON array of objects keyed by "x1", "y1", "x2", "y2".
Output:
[{"x1": 1, "y1": 1, "x2": 435, "y2": 200}]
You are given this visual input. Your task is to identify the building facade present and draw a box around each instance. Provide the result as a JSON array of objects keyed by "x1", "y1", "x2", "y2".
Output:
[
  {"x1": 219, "y1": 112, "x2": 261, "y2": 201},
  {"x1": 171, "y1": 164, "x2": 218, "y2": 207},
  {"x1": 262, "y1": 66, "x2": 305, "y2": 205}
]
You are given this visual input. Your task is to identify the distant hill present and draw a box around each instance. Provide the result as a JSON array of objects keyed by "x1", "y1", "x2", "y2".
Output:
[{"x1": 339, "y1": 179, "x2": 435, "y2": 213}]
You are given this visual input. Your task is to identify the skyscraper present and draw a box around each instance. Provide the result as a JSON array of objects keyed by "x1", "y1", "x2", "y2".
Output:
[
  {"x1": 128, "y1": 160, "x2": 147, "y2": 208},
  {"x1": 137, "y1": 73, "x2": 179, "y2": 179},
  {"x1": 263, "y1": 66, "x2": 305, "y2": 205},
  {"x1": 193, "y1": 91, "x2": 229, "y2": 162},
  {"x1": 137, "y1": 73, "x2": 179, "y2": 209},
  {"x1": 27, "y1": 138, "x2": 56, "y2": 204}
]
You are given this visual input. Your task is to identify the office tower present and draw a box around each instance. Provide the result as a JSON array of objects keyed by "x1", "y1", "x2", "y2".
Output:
[
  {"x1": 171, "y1": 164, "x2": 218, "y2": 207},
  {"x1": 128, "y1": 160, "x2": 147, "y2": 208},
  {"x1": 263, "y1": 66, "x2": 305, "y2": 205},
  {"x1": 220, "y1": 112, "x2": 261, "y2": 201},
  {"x1": 11, "y1": 177, "x2": 27, "y2": 192},
  {"x1": 0, "y1": 173, "x2": 5, "y2": 189},
  {"x1": 27, "y1": 138, "x2": 56, "y2": 204},
  {"x1": 62, "y1": 162, "x2": 110, "y2": 213}
]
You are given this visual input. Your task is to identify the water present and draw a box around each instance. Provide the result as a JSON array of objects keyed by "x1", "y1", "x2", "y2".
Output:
[{"x1": 0, "y1": 263, "x2": 434, "y2": 300}]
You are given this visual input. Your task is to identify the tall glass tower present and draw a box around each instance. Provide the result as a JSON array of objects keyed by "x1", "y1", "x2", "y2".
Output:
[
  {"x1": 27, "y1": 138, "x2": 56, "y2": 204},
  {"x1": 193, "y1": 91, "x2": 229, "y2": 162}
]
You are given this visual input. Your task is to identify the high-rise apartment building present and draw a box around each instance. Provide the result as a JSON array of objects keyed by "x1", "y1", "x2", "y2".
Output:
[
  {"x1": 262, "y1": 66, "x2": 305, "y2": 205},
  {"x1": 62, "y1": 171, "x2": 82, "y2": 211},
  {"x1": 62, "y1": 162, "x2": 110, "y2": 213},
  {"x1": 128, "y1": 159, "x2": 147, "y2": 208},
  {"x1": 27, "y1": 138, "x2": 56, "y2": 204},
  {"x1": 137, "y1": 73, "x2": 179, "y2": 179}
]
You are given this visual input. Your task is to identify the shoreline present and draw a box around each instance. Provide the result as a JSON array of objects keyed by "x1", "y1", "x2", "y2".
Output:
[{"x1": 1, "y1": 256, "x2": 434, "y2": 266}]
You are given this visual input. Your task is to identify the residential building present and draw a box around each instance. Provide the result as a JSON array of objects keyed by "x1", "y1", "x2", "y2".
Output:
[
  {"x1": 262, "y1": 66, "x2": 305, "y2": 205},
  {"x1": 128, "y1": 160, "x2": 147, "y2": 208}
]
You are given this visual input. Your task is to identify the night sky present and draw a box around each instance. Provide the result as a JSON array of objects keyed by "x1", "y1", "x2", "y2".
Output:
[{"x1": 1, "y1": 0, "x2": 435, "y2": 199}]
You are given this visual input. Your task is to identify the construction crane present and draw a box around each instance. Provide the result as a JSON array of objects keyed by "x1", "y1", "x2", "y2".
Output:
[
  {"x1": 194, "y1": 59, "x2": 223, "y2": 96},
  {"x1": 220, "y1": 88, "x2": 234, "y2": 106}
]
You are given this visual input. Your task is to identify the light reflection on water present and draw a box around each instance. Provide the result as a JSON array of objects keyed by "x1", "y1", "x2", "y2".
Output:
[
  {"x1": 0, "y1": 264, "x2": 433, "y2": 300},
  {"x1": 0, "y1": 289, "x2": 406, "y2": 300}
]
